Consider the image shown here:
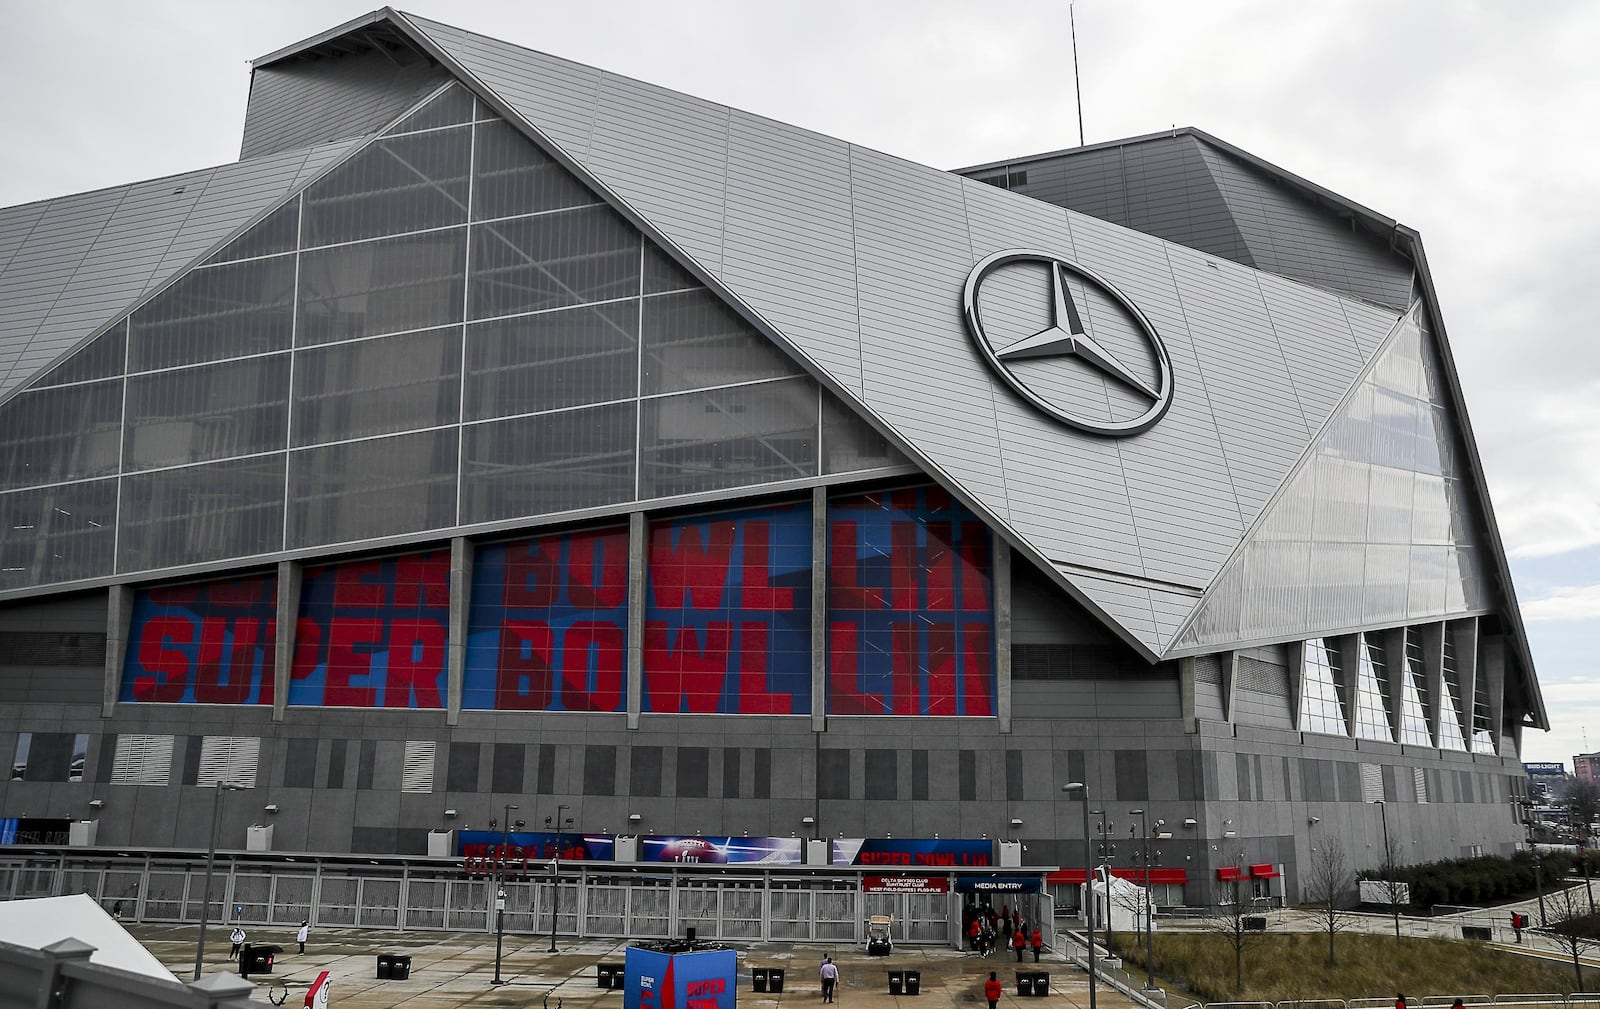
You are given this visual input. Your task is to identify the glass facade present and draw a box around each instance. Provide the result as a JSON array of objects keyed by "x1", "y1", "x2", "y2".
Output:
[
  {"x1": 0, "y1": 86, "x2": 899, "y2": 592},
  {"x1": 1299, "y1": 637, "x2": 1346, "y2": 736},
  {"x1": 1178, "y1": 305, "x2": 1493, "y2": 650},
  {"x1": 1398, "y1": 628, "x2": 1432, "y2": 746},
  {"x1": 1437, "y1": 634, "x2": 1468, "y2": 751},
  {"x1": 1352, "y1": 635, "x2": 1391, "y2": 742}
]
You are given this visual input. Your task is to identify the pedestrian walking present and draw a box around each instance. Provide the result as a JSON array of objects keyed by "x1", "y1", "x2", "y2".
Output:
[
  {"x1": 228, "y1": 925, "x2": 246, "y2": 960},
  {"x1": 111, "y1": 899, "x2": 123, "y2": 921},
  {"x1": 296, "y1": 919, "x2": 310, "y2": 954},
  {"x1": 1396, "y1": 995, "x2": 1407, "y2": 1009},
  {"x1": 968, "y1": 916, "x2": 982, "y2": 951},
  {"x1": 984, "y1": 971, "x2": 1002, "y2": 1009},
  {"x1": 1012, "y1": 927, "x2": 1026, "y2": 962},
  {"x1": 820, "y1": 956, "x2": 839, "y2": 1003},
  {"x1": 1030, "y1": 927, "x2": 1043, "y2": 962}
]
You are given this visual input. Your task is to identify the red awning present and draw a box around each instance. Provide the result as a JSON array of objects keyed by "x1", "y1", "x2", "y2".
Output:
[
  {"x1": 1047, "y1": 867, "x2": 1188, "y2": 885},
  {"x1": 1216, "y1": 866, "x2": 1244, "y2": 882},
  {"x1": 1249, "y1": 863, "x2": 1280, "y2": 879}
]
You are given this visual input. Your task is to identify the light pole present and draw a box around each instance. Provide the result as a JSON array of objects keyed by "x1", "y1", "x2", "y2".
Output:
[
  {"x1": 1062, "y1": 783, "x2": 1096, "y2": 1009},
  {"x1": 1129, "y1": 809, "x2": 1160, "y2": 992},
  {"x1": 1090, "y1": 808, "x2": 1113, "y2": 959},
  {"x1": 192, "y1": 781, "x2": 246, "y2": 981},
  {"x1": 1533, "y1": 850, "x2": 1547, "y2": 927},
  {"x1": 491, "y1": 803, "x2": 521, "y2": 986},
  {"x1": 547, "y1": 804, "x2": 570, "y2": 953}
]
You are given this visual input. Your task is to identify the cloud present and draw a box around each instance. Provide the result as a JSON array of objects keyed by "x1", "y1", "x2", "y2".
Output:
[{"x1": 1524, "y1": 585, "x2": 1600, "y2": 623}]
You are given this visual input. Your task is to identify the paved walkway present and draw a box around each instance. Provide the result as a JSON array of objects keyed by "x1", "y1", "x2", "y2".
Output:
[{"x1": 129, "y1": 925, "x2": 1148, "y2": 1009}]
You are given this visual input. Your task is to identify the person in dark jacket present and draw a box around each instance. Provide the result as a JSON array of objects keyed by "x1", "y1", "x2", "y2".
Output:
[{"x1": 984, "y1": 972, "x2": 1002, "y2": 1009}]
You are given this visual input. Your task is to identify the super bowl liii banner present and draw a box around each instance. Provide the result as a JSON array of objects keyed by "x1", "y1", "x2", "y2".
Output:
[
  {"x1": 458, "y1": 830, "x2": 615, "y2": 876},
  {"x1": 832, "y1": 837, "x2": 993, "y2": 867}
]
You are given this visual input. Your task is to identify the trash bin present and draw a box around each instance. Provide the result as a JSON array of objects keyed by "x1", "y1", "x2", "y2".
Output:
[
  {"x1": 240, "y1": 944, "x2": 275, "y2": 977},
  {"x1": 888, "y1": 969, "x2": 904, "y2": 995},
  {"x1": 389, "y1": 955, "x2": 411, "y2": 981},
  {"x1": 903, "y1": 970, "x2": 919, "y2": 995},
  {"x1": 752, "y1": 967, "x2": 770, "y2": 992},
  {"x1": 376, "y1": 953, "x2": 391, "y2": 980},
  {"x1": 598, "y1": 965, "x2": 616, "y2": 988},
  {"x1": 686, "y1": 927, "x2": 697, "y2": 942},
  {"x1": 1032, "y1": 972, "x2": 1049, "y2": 996},
  {"x1": 770, "y1": 968, "x2": 785, "y2": 993},
  {"x1": 1015, "y1": 972, "x2": 1032, "y2": 997},
  {"x1": 603, "y1": 962, "x2": 626, "y2": 988}
]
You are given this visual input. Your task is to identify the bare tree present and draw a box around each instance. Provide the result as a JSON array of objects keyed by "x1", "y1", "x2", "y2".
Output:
[
  {"x1": 1302, "y1": 838, "x2": 1354, "y2": 966},
  {"x1": 1369, "y1": 823, "x2": 1408, "y2": 941},
  {"x1": 1567, "y1": 779, "x2": 1600, "y2": 845},
  {"x1": 1542, "y1": 883, "x2": 1600, "y2": 991},
  {"x1": 1206, "y1": 859, "x2": 1264, "y2": 997}
]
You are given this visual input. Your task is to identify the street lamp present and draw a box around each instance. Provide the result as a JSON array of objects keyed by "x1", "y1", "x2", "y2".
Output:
[
  {"x1": 547, "y1": 804, "x2": 570, "y2": 953},
  {"x1": 1062, "y1": 783, "x2": 1096, "y2": 1009},
  {"x1": 1129, "y1": 809, "x2": 1161, "y2": 993},
  {"x1": 1089, "y1": 808, "x2": 1114, "y2": 960},
  {"x1": 1532, "y1": 849, "x2": 1547, "y2": 928},
  {"x1": 491, "y1": 804, "x2": 522, "y2": 985},
  {"x1": 192, "y1": 781, "x2": 247, "y2": 981}
]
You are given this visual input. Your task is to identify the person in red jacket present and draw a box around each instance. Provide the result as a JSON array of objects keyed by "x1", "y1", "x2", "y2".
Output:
[
  {"x1": 1012, "y1": 926, "x2": 1026, "y2": 962},
  {"x1": 968, "y1": 917, "x2": 982, "y2": 951},
  {"x1": 1030, "y1": 927, "x2": 1043, "y2": 962},
  {"x1": 984, "y1": 972, "x2": 1003, "y2": 1009}
]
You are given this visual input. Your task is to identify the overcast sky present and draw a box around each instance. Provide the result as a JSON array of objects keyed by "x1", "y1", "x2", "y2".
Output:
[{"x1": 1, "y1": 1, "x2": 1594, "y2": 767}]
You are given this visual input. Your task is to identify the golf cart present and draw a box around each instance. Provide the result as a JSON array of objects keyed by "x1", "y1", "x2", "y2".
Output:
[{"x1": 865, "y1": 914, "x2": 894, "y2": 955}]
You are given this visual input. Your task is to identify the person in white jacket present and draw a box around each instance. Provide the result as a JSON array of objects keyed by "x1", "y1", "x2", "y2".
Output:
[
  {"x1": 229, "y1": 926, "x2": 246, "y2": 959},
  {"x1": 296, "y1": 920, "x2": 310, "y2": 954}
]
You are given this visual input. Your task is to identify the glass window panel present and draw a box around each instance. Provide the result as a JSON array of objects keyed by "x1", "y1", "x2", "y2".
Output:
[
  {"x1": 33, "y1": 321, "x2": 126, "y2": 387},
  {"x1": 470, "y1": 205, "x2": 640, "y2": 319},
  {"x1": 1437, "y1": 636, "x2": 1468, "y2": 751},
  {"x1": 640, "y1": 378, "x2": 818, "y2": 499},
  {"x1": 0, "y1": 380, "x2": 123, "y2": 490},
  {"x1": 461, "y1": 402, "x2": 637, "y2": 524},
  {"x1": 117, "y1": 455, "x2": 285, "y2": 573},
  {"x1": 1398, "y1": 628, "x2": 1432, "y2": 746},
  {"x1": 642, "y1": 289, "x2": 803, "y2": 395},
  {"x1": 124, "y1": 355, "x2": 290, "y2": 471},
  {"x1": 288, "y1": 429, "x2": 458, "y2": 549},
  {"x1": 822, "y1": 392, "x2": 905, "y2": 474},
  {"x1": 301, "y1": 127, "x2": 471, "y2": 247},
  {"x1": 1353, "y1": 635, "x2": 1392, "y2": 742},
  {"x1": 130, "y1": 255, "x2": 296, "y2": 371},
  {"x1": 390, "y1": 84, "x2": 476, "y2": 133},
  {"x1": 297, "y1": 229, "x2": 466, "y2": 345},
  {"x1": 643, "y1": 244, "x2": 698, "y2": 295},
  {"x1": 465, "y1": 302, "x2": 637, "y2": 419},
  {"x1": 1471, "y1": 673, "x2": 1496, "y2": 754},
  {"x1": 0, "y1": 478, "x2": 118, "y2": 590},
  {"x1": 207, "y1": 199, "x2": 300, "y2": 264},
  {"x1": 471, "y1": 119, "x2": 598, "y2": 221},
  {"x1": 1299, "y1": 637, "x2": 1346, "y2": 737},
  {"x1": 292, "y1": 327, "x2": 462, "y2": 447}
]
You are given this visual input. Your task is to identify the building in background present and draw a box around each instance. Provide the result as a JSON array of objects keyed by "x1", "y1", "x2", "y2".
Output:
[
  {"x1": 0, "y1": 10, "x2": 1545, "y2": 937},
  {"x1": 1575, "y1": 754, "x2": 1600, "y2": 785}
]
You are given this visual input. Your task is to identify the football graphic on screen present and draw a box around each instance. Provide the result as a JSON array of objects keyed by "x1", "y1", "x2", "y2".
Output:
[{"x1": 660, "y1": 837, "x2": 726, "y2": 863}]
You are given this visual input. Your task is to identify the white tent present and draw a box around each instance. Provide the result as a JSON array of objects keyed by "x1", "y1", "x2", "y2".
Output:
[
  {"x1": 0, "y1": 893, "x2": 178, "y2": 982},
  {"x1": 1089, "y1": 874, "x2": 1154, "y2": 934}
]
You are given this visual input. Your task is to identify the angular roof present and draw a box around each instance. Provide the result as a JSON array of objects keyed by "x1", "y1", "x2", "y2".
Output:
[{"x1": 0, "y1": 137, "x2": 360, "y2": 403}]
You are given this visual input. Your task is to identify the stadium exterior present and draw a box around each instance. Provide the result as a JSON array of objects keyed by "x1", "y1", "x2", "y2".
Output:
[{"x1": 0, "y1": 10, "x2": 1546, "y2": 942}]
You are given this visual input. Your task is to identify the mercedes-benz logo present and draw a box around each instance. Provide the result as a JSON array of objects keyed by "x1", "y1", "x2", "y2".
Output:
[{"x1": 962, "y1": 249, "x2": 1173, "y2": 436}]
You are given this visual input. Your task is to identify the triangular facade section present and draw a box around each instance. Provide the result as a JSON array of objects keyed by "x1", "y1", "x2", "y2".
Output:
[
  {"x1": 397, "y1": 11, "x2": 1416, "y2": 660},
  {"x1": 1170, "y1": 303, "x2": 1494, "y2": 653},
  {"x1": 0, "y1": 79, "x2": 907, "y2": 596}
]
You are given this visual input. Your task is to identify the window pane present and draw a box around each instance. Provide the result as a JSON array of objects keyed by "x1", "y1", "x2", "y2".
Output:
[
  {"x1": 643, "y1": 245, "x2": 699, "y2": 295},
  {"x1": 0, "y1": 479, "x2": 118, "y2": 589},
  {"x1": 297, "y1": 229, "x2": 466, "y2": 345},
  {"x1": 461, "y1": 402, "x2": 636, "y2": 524},
  {"x1": 390, "y1": 84, "x2": 475, "y2": 133},
  {"x1": 0, "y1": 380, "x2": 123, "y2": 490},
  {"x1": 130, "y1": 256, "x2": 296, "y2": 371},
  {"x1": 470, "y1": 205, "x2": 639, "y2": 319},
  {"x1": 472, "y1": 118, "x2": 597, "y2": 220},
  {"x1": 124, "y1": 355, "x2": 290, "y2": 470},
  {"x1": 208, "y1": 199, "x2": 300, "y2": 264},
  {"x1": 641, "y1": 289, "x2": 802, "y2": 395},
  {"x1": 118, "y1": 455, "x2": 286, "y2": 573},
  {"x1": 292, "y1": 326, "x2": 462, "y2": 446},
  {"x1": 822, "y1": 392, "x2": 905, "y2": 475},
  {"x1": 33, "y1": 321, "x2": 126, "y2": 387},
  {"x1": 301, "y1": 127, "x2": 471, "y2": 247},
  {"x1": 640, "y1": 378, "x2": 818, "y2": 499},
  {"x1": 288, "y1": 429, "x2": 458, "y2": 549},
  {"x1": 465, "y1": 302, "x2": 637, "y2": 419}
]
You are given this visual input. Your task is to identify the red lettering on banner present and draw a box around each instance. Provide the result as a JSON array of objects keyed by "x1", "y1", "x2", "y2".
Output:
[
  {"x1": 739, "y1": 522, "x2": 792, "y2": 611},
  {"x1": 890, "y1": 522, "x2": 919, "y2": 611},
  {"x1": 291, "y1": 618, "x2": 322, "y2": 682},
  {"x1": 924, "y1": 522, "x2": 955, "y2": 611},
  {"x1": 649, "y1": 525, "x2": 735, "y2": 609},
  {"x1": 208, "y1": 579, "x2": 267, "y2": 607},
  {"x1": 643, "y1": 623, "x2": 731, "y2": 713},
  {"x1": 325, "y1": 618, "x2": 382, "y2": 706},
  {"x1": 959, "y1": 522, "x2": 991, "y2": 611},
  {"x1": 962, "y1": 623, "x2": 994, "y2": 715},
  {"x1": 133, "y1": 616, "x2": 193, "y2": 702},
  {"x1": 890, "y1": 487, "x2": 922, "y2": 511},
  {"x1": 495, "y1": 620, "x2": 554, "y2": 710},
  {"x1": 194, "y1": 617, "x2": 274, "y2": 705},
  {"x1": 734, "y1": 623, "x2": 793, "y2": 714},
  {"x1": 504, "y1": 539, "x2": 559, "y2": 609},
  {"x1": 892, "y1": 621, "x2": 916, "y2": 715},
  {"x1": 829, "y1": 520, "x2": 879, "y2": 610},
  {"x1": 560, "y1": 621, "x2": 624, "y2": 711},
  {"x1": 567, "y1": 531, "x2": 628, "y2": 609},
  {"x1": 394, "y1": 553, "x2": 449, "y2": 609},
  {"x1": 332, "y1": 560, "x2": 386, "y2": 608},
  {"x1": 826, "y1": 623, "x2": 878, "y2": 715},
  {"x1": 147, "y1": 586, "x2": 199, "y2": 606},
  {"x1": 384, "y1": 619, "x2": 446, "y2": 708},
  {"x1": 925, "y1": 623, "x2": 956, "y2": 716}
]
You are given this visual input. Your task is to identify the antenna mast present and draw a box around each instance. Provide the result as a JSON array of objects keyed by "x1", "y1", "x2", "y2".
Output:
[{"x1": 1070, "y1": 3, "x2": 1085, "y2": 146}]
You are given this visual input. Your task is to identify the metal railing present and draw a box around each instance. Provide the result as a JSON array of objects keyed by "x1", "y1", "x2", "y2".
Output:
[{"x1": 1180, "y1": 995, "x2": 1600, "y2": 1009}]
